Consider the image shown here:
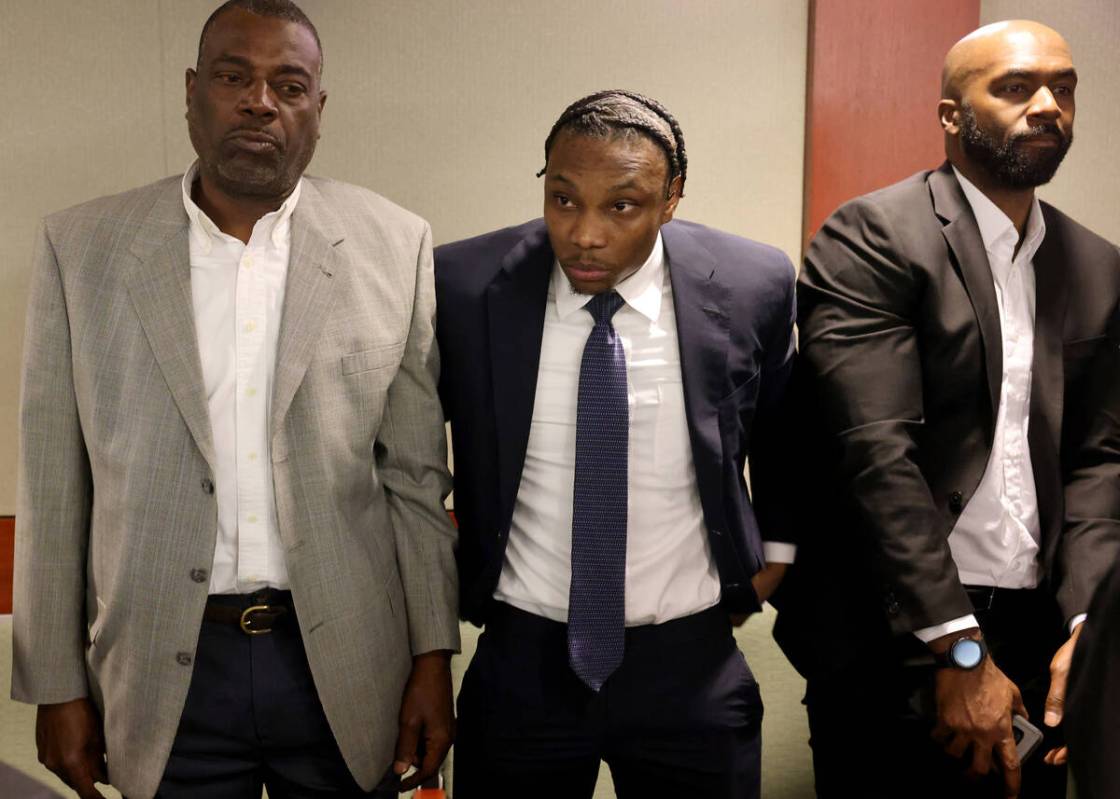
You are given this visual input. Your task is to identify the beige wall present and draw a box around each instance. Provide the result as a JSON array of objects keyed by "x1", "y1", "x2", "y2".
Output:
[
  {"x1": 980, "y1": 0, "x2": 1120, "y2": 243},
  {"x1": 0, "y1": 0, "x2": 809, "y2": 514}
]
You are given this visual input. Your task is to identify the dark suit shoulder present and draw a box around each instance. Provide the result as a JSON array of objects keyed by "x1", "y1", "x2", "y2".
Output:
[
  {"x1": 435, "y1": 219, "x2": 547, "y2": 294},
  {"x1": 664, "y1": 218, "x2": 796, "y2": 300},
  {"x1": 1040, "y1": 202, "x2": 1120, "y2": 260}
]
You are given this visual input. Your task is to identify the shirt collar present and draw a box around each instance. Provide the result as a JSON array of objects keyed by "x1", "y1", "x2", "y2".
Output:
[
  {"x1": 180, "y1": 161, "x2": 302, "y2": 255},
  {"x1": 553, "y1": 231, "x2": 666, "y2": 323},
  {"x1": 953, "y1": 166, "x2": 1046, "y2": 265}
]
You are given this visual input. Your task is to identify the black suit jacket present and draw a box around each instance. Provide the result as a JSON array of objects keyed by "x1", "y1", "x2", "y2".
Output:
[
  {"x1": 435, "y1": 218, "x2": 796, "y2": 625},
  {"x1": 773, "y1": 163, "x2": 1120, "y2": 679}
]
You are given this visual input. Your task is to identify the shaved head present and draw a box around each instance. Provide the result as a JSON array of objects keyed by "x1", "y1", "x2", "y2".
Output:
[
  {"x1": 938, "y1": 20, "x2": 1076, "y2": 195},
  {"x1": 942, "y1": 20, "x2": 1071, "y2": 100}
]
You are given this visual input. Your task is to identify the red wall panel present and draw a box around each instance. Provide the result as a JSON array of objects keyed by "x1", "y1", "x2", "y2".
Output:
[{"x1": 803, "y1": 0, "x2": 980, "y2": 248}]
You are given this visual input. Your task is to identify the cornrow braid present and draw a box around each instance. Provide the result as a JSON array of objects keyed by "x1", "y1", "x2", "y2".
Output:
[{"x1": 537, "y1": 89, "x2": 687, "y2": 198}]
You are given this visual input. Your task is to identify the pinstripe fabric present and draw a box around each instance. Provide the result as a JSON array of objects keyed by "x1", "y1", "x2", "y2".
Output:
[{"x1": 12, "y1": 175, "x2": 459, "y2": 798}]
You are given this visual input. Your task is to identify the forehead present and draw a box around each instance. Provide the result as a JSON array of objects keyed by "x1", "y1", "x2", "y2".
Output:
[
  {"x1": 200, "y1": 9, "x2": 320, "y2": 70},
  {"x1": 546, "y1": 131, "x2": 668, "y2": 186},
  {"x1": 970, "y1": 30, "x2": 1074, "y2": 81}
]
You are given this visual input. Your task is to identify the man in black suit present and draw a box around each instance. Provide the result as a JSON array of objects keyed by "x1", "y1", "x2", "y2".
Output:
[
  {"x1": 435, "y1": 90, "x2": 796, "y2": 798},
  {"x1": 772, "y1": 20, "x2": 1120, "y2": 799}
]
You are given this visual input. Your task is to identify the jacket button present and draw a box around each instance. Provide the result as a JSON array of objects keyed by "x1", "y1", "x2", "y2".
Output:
[
  {"x1": 201, "y1": 478, "x2": 215, "y2": 495},
  {"x1": 711, "y1": 529, "x2": 724, "y2": 537},
  {"x1": 949, "y1": 491, "x2": 964, "y2": 513},
  {"x1": 884, "y1": 590, "x2": 901, "y2": 616},
  {"x1": 176, "y1": 652, "x2": 193, "y2": 666},
  {"x1": 190, "y1": 568, "x2": 209, "y2": 584}
]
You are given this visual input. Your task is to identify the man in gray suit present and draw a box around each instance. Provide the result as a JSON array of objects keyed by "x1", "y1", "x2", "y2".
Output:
[{"x1": 11, "y1": 1, "x2": 458, "y2": 797}]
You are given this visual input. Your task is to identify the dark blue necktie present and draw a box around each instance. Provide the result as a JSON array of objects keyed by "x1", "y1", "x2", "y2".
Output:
[{"x1": 568, "y1": 290, "x2": 628, "y2": 692}]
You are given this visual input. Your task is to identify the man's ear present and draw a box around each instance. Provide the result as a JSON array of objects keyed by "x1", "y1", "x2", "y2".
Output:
[
  {"x1": 661, "y1": 175, "x2": 683, "y2": 223},
  {"x1": 185, "y1": 68, "x2": 198, "y2": 110},
  {"x1": 938, "y1": 99, "x2": 961, "y2": 135}
]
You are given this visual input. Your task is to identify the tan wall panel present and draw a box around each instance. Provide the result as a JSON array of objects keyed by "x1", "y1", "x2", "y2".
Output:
[
  {"x1": 0, "y1": 1, "x2": 167, "y2": 514},
  {"x1": 980, "y1": 0, "x2": 1120, "y2": 244},
  {"x1": 1, "y1": 0, "x2": 808, "y2": 513}
]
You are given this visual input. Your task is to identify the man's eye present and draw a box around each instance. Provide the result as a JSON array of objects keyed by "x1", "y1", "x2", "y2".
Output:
[
  {"x1": 1002, "y1": 83, "x2": 1026, "y2": 94},
  {"x1": 216, "y1": 73, "x2": 241, "y2": 85},
  {"x1": 279, "y1": 84, "x2": 307, "y2": 97},
  {"x1": 554, "y1": 195, "x2": 572, "y2": 207},
  {"x1": 613, "y1": 201, "x2": 634, "y2": 212},
  {"x1": 1052, "y1": 84, "x2": 1074, "y2": 96}
]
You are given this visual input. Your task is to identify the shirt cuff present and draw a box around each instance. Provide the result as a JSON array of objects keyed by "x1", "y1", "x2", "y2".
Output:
[
  {"x1": 913, "y1": 614, "x2": 980, "y2": 644},
  {"x1": 1070, "y1": 613, "x2": 1088, "y2": 633},
  {"x1": 762, "y1": 541, "x2": 797, "y2": 565}
]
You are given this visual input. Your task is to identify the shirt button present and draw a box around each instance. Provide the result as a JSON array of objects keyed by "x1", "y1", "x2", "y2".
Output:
[
  {"x1": 243, "y1": 256, "x2": 254, "y2": 269},
  {"x1": 247, "y1": 514, "x2": 258, "y2": 523},
  {"x1": 246, "y1": 387, "x2": 257, "y2": 397},
  {"x1": 244, "y1": 321, "x2": 257, "y2": 333},
  {"x1": 248, "y1": 452, "x2": 258, "y2": 461},
  {"x1": 201, "y1": 478, "x2": 215, "y2": 495},
  {"x1": 176, "y1": 652, "x2": 193, "y2": 666},
  {"x1": 190, "y1": 568, "x2": 209, "y2": 583}
]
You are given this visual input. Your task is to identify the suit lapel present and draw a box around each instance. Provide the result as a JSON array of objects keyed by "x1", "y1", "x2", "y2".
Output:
[
  {"x1": 269, "y1": 181, "x2": 344, "y2": 437},
  {"x1": 662, "y1": 222, "x2": 729, "y2": 513},
  {"x1": 486, "y1": 224, "x2": 552, "y2": 524},
  {"x1": 127, "y1": 184, "x2": 216, "y2": 470},
  {"x1": 1029, "y1": 209, "x2": 1067, "y2": 552},
  {"x1": 930, "y1": 164, "x2": 1003, "y2": 422}
]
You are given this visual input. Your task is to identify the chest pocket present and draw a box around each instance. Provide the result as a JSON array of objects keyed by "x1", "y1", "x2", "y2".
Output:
[{"x1": 342, "y1": 341, "x2": 405, "y2": 375}]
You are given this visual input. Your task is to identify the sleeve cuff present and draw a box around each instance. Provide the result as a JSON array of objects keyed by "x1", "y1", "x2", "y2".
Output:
[
  {"x1": 762, "y1": 541, "x2": 797, "y2": 565},
  {"x1": 1070, "y1": 613, "x2": 1088, "y2": 633},
  {"x1": 913, "y1": 614, "x2": 980, "y2": 644}
]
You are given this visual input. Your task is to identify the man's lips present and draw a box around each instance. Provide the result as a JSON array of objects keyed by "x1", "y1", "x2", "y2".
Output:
[
  {"x1": 225, "y1": 130, "x2": 280, "y2": 152},
  {"x1": 563, "y1": 262, "x2": 611, "y2": 281}
]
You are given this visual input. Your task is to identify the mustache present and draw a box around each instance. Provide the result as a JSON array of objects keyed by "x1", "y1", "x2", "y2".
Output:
[{"x1": 1011, "y1": 122, "x2": 1066, "y2": 143}]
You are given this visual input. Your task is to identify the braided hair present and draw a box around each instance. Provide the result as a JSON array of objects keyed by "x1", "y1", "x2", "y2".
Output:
[{"x1": 537, "y1": 90, "x2": 687, "y2": 198}]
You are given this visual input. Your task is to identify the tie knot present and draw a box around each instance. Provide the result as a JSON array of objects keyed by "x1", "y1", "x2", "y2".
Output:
[{"x1": 586, "y1": 290, "x2": 625, "y2": 324}]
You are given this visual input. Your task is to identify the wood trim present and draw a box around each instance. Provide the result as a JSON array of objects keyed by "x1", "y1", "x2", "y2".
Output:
[
  {"x1": 1, "y1": 516, "x2": 13, "y2": 614},
  {"x1": 803, "y1": 0, "x2": 980, "y2": 250}
]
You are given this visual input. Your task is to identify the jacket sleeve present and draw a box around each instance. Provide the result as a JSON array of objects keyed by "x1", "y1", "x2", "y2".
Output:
[
  {"x1": 376, "y1": 222, "x2": 461, "y2": 656},
  {"x1": 797, "y1": 197, "x2": 973, "y2": 634},
  {"x1": 11, "y1": 220, "x2": 94, "y2": 704},
  {"x1": 1057, "y1": 301, "x2": 1120, "y2": 623}
]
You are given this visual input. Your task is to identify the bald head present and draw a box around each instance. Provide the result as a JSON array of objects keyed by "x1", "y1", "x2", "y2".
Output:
[{"x1": 942, "y1": 21, "x2": 1071, "y2": 100}]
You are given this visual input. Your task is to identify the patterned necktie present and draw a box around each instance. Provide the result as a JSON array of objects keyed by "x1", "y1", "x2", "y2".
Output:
[{"x1": 568, "y1": 289, "x2": 628, "y2": 692}]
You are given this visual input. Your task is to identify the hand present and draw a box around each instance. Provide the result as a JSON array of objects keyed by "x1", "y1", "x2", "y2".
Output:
[
  {"x1": 393, "y1": 650, "x2": 455, "y2": 791},
  {"x1": 931, "y1": 650, "x2": 1026, "y2": 798},
  {"x1": 751, "y1": 562, "x2": 789, "y2": 604},
  {"x1": 1042, "y1": 623, "x2": 1082, "y2": 766},
  {"x1": 35, "y1": 698, "x2": 107, "y2": 799}
]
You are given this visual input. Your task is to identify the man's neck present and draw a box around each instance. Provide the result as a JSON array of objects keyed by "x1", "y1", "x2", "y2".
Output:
[
  {"x1": 192, "y1": 172, "x2": 289, "y2": 244},
  {"x1": 952, "y1": 160, "x2": 1035, "y2": 239}
]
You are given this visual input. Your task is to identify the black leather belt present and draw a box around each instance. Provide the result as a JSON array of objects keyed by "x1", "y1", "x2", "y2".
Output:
[
  {"x1": 963, "y1": 584, "x2": 1042, "y2": 613},
  {"x1": 202, "y1": 589, "x2": 294, "y2": 635}
]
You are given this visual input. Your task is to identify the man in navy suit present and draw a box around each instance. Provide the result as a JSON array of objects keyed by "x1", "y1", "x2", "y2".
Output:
[{"x1": 435, "y1": 90, "x2": 796, "y2": 799}]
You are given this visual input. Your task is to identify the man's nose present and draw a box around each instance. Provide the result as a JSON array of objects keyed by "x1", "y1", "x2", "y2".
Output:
[
  {"x1": 1027, "y1": 86, "x2": 1062, "y2": 120},
  {"x1": 238, "y1": 79, "x2": 278, "y2": 119},
  {"x1": 570, "y1": 212, "x2": 607, "y2": 250}
]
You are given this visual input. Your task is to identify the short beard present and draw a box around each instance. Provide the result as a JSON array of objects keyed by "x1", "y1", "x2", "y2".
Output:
[
  {"x1": 958, "y1": 103, "x2": 1070, "y2": 189},
  {"x1": 958, "y1": 104, "x2": 1072, "y2": 189}
]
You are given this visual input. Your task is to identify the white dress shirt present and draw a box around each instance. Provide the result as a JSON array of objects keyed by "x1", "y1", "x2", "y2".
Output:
[
  {"x1": 182, "y1": 162, "x2": 300, "y2": 595},
  {"x1": 915, "y1": 169, "x2": 1045, "y2": 642},
  {"x1": 495, "y1": 234, "x2": 788, "y2": 626}
]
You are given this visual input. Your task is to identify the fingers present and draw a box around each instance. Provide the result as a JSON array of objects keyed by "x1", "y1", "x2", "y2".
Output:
[
  {"x1": 1043, "y1": 745, "x2": 1068, "y2": 766},
  {"x1": 393, "y1": 717, "x2": 421, "y2": 778},
  {"x1": 1044, "y1": 639, "x2": 1073, "y2": 728},
  {"x1": 398, "y1": 734, "x2": 445, "y2": 791},
  {"x1": 1011, "y1": 685, "x2": 1028, "y2": 720},
  {"x1": 996, "y1": 735, "x2": 1022, "y2": 798}
]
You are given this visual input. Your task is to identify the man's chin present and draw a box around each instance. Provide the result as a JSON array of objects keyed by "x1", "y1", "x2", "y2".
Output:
[{"x1": 214, "y1": 162, "x2": 290, "y2": 198}]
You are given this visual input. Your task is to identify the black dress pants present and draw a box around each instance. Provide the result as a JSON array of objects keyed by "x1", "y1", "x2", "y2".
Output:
[
  {"x1": 805, "y1": 587, "x2": 1068, "y2": 799},
  {"x1": 454, "y1": 602, "x2": 763, "y2": 799},
  {"x1": 155, "y1": 594, "x2": 398, "y2": 799}
]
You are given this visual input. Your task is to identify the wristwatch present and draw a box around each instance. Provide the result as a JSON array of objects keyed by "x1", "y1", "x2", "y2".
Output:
[{"x1": 933, "y1": 634, "x2": 988, "y2": 670}]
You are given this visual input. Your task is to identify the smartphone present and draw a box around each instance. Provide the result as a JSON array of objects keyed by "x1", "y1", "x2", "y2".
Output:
[{"x1": 1012, "y1": 714, "x2": 1044, "y2": 763}]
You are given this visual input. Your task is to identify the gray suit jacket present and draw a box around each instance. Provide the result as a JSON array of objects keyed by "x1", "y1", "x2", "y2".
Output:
[{"x1": 11, "y1": 175, "x2": 460, "y2": 797}]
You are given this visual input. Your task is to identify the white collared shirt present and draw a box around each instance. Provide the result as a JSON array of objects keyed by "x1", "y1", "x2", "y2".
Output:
[
  {"x1": 915, "y1": 168, "x2": 1046, "y2": 642},
  {"x1": 495, "y1": 233, "x2": 789, "y2": 626},
  {"x1": 182, "y1": 162, "x2": 301, "y2": 595}
]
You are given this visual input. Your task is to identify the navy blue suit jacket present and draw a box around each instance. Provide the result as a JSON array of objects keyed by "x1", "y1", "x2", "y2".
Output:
[{"x1": 435, "y1": 218, "x2": 796, "y2": 625}]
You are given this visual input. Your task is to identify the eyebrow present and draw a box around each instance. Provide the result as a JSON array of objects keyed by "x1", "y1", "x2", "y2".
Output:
[
  {"x1": 211, "y1": 54, "x2": 314, "y2": 81},
  {"x1": 994, "y1": 67, "x2": 1078, "y2": 83}
]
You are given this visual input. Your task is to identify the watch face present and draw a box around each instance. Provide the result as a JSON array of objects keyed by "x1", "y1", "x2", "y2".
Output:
[{"x1": 952, "y1": 638, "x2": 984, "y2": 669}]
